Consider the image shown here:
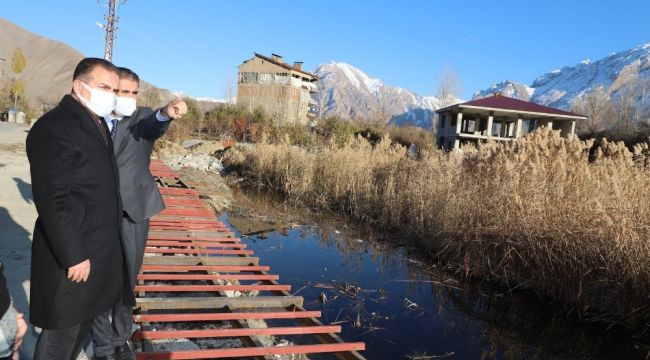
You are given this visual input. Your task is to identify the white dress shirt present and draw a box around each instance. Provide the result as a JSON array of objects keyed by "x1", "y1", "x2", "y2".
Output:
[{"x1": 104, "y1": 110, "x2": 170, "y2": 133}]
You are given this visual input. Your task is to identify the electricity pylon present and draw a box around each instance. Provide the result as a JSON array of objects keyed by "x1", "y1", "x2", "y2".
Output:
[{"x1": 102, "y1": 0, "x2": 123, "y2": 62}]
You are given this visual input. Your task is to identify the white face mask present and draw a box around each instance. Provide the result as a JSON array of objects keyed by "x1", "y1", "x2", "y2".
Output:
[
  {"x1": 77, "y1": 82, "x2": 117, "y2": 117},
  {"x1": 114, "y1": 96, "x2": 137, "y2": 117}
]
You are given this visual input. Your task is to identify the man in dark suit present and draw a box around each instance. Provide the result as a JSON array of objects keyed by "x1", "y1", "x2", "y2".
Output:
[
  {"x1": 26, "y1": 57, "x2": 134, "y2": 360},
  {"x1": 91, "y1": 67, "x2": 186, "y2": 360}
]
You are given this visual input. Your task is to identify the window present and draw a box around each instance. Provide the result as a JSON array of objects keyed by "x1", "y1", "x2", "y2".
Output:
[
  {"x1": 239, "y1": 72, "x2": 258, "y2": 84},
  {"x1": 440, "y1": 115, "x2": 446, "y2": 128},
  {"x1": 259, "y1": 73, "x2": 273, "y2": 84},
  {"x1": 274, "y1": 73, "x2": 290, "y2": 85}
]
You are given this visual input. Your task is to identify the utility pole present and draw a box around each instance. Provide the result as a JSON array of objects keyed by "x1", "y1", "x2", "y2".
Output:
[{"x1": 102, "y1": 0, "x2": 120, "y2": 62}]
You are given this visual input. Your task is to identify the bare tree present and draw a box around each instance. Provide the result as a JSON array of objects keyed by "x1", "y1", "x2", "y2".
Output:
[
  {"x1": 615, "y1": 83, "x2": 638, "y2": 138},
  {"x1": 571, "y1": 86, "x2": 616, "y2": 134},
  {"x1": 435, "y1": 65, "x2": 462, "y2": 108},
  {"x1": 315, "y1": 78, "x2": 329, "y2": 119},
  {"x1": 223, "y1": 74, "x2": 237, "y2": 106},
  {"x1": 635, "y1": 77, "x2": 649, "y2": 123}
]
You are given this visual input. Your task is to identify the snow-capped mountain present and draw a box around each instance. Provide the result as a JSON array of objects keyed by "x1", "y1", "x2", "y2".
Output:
[
  {"x1": 313, "y1": 62, "x2": 454, "y2": 128},
  {"x1": 473, "y1": 80, "x2": 534, "y2": 101},
  {"x1": 474, "y1": 43, "x2": 650, "y2": 114}
]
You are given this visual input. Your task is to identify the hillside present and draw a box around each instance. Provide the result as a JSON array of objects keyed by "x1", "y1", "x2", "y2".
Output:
[
  {"x1": 0, "y1": 17, "x2": 180, "y2": 111},
  {"x1": 0, "y1": 17, "x2": 83, "y2": 107}
]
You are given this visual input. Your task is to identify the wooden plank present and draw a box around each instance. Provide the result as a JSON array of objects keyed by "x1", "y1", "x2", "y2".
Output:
[
  {"x1": 133, "y1": 311, "x2": 321, "y2": 323},
  {"x1": 149, "y1": 226, "x2": 230, "y2": 231},
  {"x1": 135, "y1": 343, "x2": 366, "y2": 360},
  {"x1": 158, "y1": 187, "x2": 199, "y2": 196},
  {"x1": 142, "y1": 256, "x2": 258, "y2": 266},
  {"x1": 159, "y1": 209, "x2": 214, "y2": 217},
  {"x1": 160, "y1": 200, "x2": 205, "y2": 205},
  {"x1": 150, "y1": 219, "x2": 226, "y2": 225},
  {"x1": 159, "y1": 204, "x2": 205, "y2": 209},
  {"x1": 134, "y1": 284, "x2": 290, "y2": 292},
  {"x1": 137, "y1": 274, "x2": 277, "y2": 281},
  {"x1": 145, "y1": 241, "x2": 246, "y2": 248},
  {"x1": 152, "y1": 173, "x2": 180, "y2": 178},
  {"x1": 158, "y1": 207, "x2": 213, "y2": 214},
  {"x1": 161, "y1": 199, "x2": 204, "y2": 204},
  {"x1": 133, "y1": 325, "x2": 341, "y2": 340},
  {"x1": 148, "y1": 234, "x2": 240, "y2": 243},
  {"x1": 149, "y1": 223, "x2": 228, "y2": 228},
  {"x1": 136, "y1": 296, "x2": 303, "y2": 310},
  {"x1": 148, "y1": 235, "x2": 237, "y2": 241},
  {"x1": 151, "y1": 215, "x2": 225, "y2": 222},
  {"x1": 141, "y1": 265, "x2": 269, "y2": 272},
  {"x1": 157, "y1": 202, "x2": 202, "y2": 209},
  {"x1": 143, "y1": 248, "x2": 253, "y2": 255},
  {"x1": 148, "y1": 231, "x2": 235, "y2": 238},
  {"x1": 149, "y1": 224, "x2": 228, "y2": 229}
]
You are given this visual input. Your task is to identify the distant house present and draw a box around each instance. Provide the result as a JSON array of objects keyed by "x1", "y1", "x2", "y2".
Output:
[
  {"x1": 435, "y1": 93, "x2": 588, "y2": 151},
  {"x1": 237, "y1": 53, "x2": 319, "y2": 124}
]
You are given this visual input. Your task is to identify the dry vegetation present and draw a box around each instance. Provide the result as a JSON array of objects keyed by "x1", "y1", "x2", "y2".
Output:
[{"x1": 225, "y1": 128, "x2": 650, "y2": 328}]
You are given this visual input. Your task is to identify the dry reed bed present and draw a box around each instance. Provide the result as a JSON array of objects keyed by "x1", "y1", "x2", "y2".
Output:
[{"x1": 226, "y1": 129, "x2": 650, "y2": 327}]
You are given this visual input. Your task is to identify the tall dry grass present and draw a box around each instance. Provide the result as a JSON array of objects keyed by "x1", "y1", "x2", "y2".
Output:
[{"x1": 226, "y1": 128, "x2": 650, "y2": 327}]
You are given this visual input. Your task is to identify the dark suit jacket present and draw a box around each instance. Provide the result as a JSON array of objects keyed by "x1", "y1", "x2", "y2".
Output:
[
  {"x1": 112, "y1": 107, "x2": 170, "y2": 223},
  {"x1": 26, "y1": 95, "x2": 133, "y2": 329}
]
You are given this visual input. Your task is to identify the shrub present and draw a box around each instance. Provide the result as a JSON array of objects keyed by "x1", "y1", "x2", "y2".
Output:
[{"x1": 229, "y1": 128, "x2": 650, "y2": 328}]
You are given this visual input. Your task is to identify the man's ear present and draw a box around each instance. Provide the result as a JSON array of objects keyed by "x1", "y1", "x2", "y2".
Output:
[{"x1": 72, "y1": 79, "x2": 82, "y2": 94}]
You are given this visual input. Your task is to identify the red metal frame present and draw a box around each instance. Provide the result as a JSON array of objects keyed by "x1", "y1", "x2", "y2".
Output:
[
  {"x1": 136, "y1": 160, "x2": 366, "y2": 359},
  {"x1": 135, "y1": 343, "x2": 366, "y2": 360}
]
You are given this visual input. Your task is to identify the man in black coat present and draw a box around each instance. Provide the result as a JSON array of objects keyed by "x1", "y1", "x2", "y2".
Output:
[
  {"x1": 26, "y1": 57, "x2": 133, "y2": 360},
  {"x1": 90, "y1": 68, "x2": 186, "y2": 360}
]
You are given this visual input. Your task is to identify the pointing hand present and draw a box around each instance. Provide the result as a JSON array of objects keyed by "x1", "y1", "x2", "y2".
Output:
[{"x1": 163, "y1": 98, "x2": 188, "y2": 120}]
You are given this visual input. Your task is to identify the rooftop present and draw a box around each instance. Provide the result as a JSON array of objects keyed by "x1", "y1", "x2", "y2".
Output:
[
  {"x1": 247, "y1": 53, "x2": 319, "y2": 80},
  {"x1": 438, "y1": 94, "x2": 586, "y2": 118}
]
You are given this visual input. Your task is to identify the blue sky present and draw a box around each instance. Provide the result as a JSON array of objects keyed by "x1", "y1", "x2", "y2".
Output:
[{"x1": 1, "y1": 0, "x2": 649, "y2": 100}]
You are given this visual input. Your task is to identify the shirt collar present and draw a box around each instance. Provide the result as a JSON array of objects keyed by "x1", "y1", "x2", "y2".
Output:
[{"x1": 104, "y1": 113, "x2": 124, "y2": 122}]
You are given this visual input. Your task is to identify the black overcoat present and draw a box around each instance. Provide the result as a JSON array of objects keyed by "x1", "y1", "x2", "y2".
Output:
[{"x1": 26, "y1": 95, "x2": 133, "y2": 329}]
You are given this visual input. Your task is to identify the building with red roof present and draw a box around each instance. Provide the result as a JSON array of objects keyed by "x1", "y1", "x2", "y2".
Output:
[{"x1": 435, "y1": 93, "x2": 588, "y2": 150}]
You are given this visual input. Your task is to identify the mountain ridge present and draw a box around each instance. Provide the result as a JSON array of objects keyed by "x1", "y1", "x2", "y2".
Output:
[
  {"x1": 473, "y1": 43, "x2": 650, "y2": 117},
  {"x1": 313, "y1": 61, "x2": 452, "y2": 128}
]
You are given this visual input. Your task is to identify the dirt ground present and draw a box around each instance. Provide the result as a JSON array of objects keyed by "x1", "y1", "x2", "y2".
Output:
[{"x1": 0, "y1": 122, "x2": 38, "y2": 359}]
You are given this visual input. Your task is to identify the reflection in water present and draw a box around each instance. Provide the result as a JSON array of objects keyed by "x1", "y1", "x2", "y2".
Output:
[{"x1": 223, "y1": 191, "x2": 649, "y2": 359}]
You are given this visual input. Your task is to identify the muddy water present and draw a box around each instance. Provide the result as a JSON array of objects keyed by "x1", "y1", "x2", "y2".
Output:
[{"x1": 220, "y1": 190, "x2": 648, "y2": 360}]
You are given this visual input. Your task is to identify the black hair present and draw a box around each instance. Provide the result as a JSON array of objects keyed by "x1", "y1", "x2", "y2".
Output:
[
  {"x1": 72, "y1": 57, "x2": 118, "y2": 82},
  {"x1": 117, "y1": 67, "x2": 140, "y2": 84}
]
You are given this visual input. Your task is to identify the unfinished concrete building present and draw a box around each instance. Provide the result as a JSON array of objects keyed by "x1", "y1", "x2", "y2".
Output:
[
  {"x1": 237, "y1": 53, "x2": 318, "y2": 124},
  {"x1": 436, "y1": 93, "x2": 588, "y2": 151}
]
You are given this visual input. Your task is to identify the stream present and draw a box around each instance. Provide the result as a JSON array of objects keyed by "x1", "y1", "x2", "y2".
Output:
[{"x1": 217, "y1": 189, "x2": 648, "y2": 360}]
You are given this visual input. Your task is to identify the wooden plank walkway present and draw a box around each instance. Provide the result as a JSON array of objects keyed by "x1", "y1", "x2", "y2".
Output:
[{"x1": 132, "y1": 159, "x2": 366, "y2": 359}]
